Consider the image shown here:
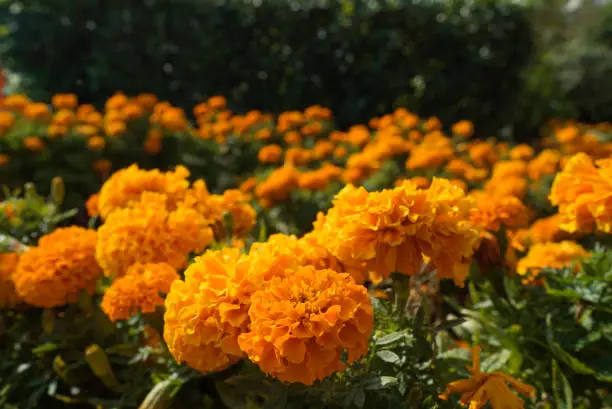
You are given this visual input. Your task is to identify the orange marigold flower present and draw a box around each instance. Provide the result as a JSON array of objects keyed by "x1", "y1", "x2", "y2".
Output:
[
  {"x1": 510, "y1": 144, "x2": 535, "y2": 161},
  {"x1": 101, "y1": 262, "x2": 178, "y2": 322},
  {"x1": 314, "y1": 179, "x2": 481, "y2": 285},
  {"x1": 0, "y1": 154, "x2": 9, "y2": 166},
  {"x1": 470, "y1": 191, "x2": 529, "y2": 233},
  {"x1": 239, "y1": 177, "x2": 257, "y2": 193},
  {"x1": 284, "y1": 130, "x2": 302, "y2": 145},
  {"x1": 105, "y1": 120, "x2": 127, "y2": 137},
  {"x1": 160, "y1": 107, "x2": 188, "y2": 131},
  {"x1": 255, "y1": 165, "x2": 298, "y2": 206},
  {"x1": 207, "y1": 189, "x2": 257, "y2": 238},
  {"x1": 47, "y1": 124, "x2": 68, "y2": 139},
  {"x1": 2, "y1": 94, "x2": 30, "y2": 112},
  {"x1": 490, "y1": 160, "x2": 527, "y2": 179},
  {"x1": 97, "y1": 164, "x2": 191, "y2": 219},
  {"x1": 88, "y1": 136, "x2": 106, "y2": 151},
  {"x1": 24, "y1": 102, "x2": 51, "y2": 121},
  {"x1": 527, "y1": 149, "x2": 561, "y2": 180},
  {"x1": 135, "y1": 93, "x2": 158, "y2": 109},
  {"x1": 51, "y1": 93, "x2": 78, "y2": 110},
  {"x1": 258, "y1": 144, "x2": 283, "y2": 164},
  {"x1": 468, "y1": 142, "x2": 497, "y2": 168},
  {"x1": 93, "y1": 159, "x2": 112, "y2": 176},
  {"x1": 105, "y1": 93, "x2": 128, "y2": 112},
  {"x1": 440, "y1": 346, "x2": 535, "y2": 409},
  {"x1": 164, "y1": 249, "x2": 254, "y2": 373},
  {"x1": 238, "y1": 266, "x2": 373, "y2": 385},
  {"x1": 14, "y1": 227, "x2": 101, "y2": 308},
  {"x1": 96, "y1": 193, "x2": 213, "y2": 277},
  {"x1": 484, "y1": 176, "x2": 528, "y2": 200},
  {"x1": 23, "y1": 136, "x2": 45, "y2": 152},
  {"x1": 122, "y1": 103, "x2": 145, "y2": 120},
  {"x1": 452, "y1": 120, "x2": 474, "y2": 138},
  {"x1": 549, "y1": 153, "x2": 612, "y2": 233},
  {"x1": 516, "y1": 241, "x2": 589, "y2": 284},
  {"x1": 0, "y1": 252, "x2": 21, "y2": 308},
  {"x1": 144, "y1": 135, "x2": 163, "y2": 155},
  {"x1": 0, "y1": 111, "x2": 15, "y2": 133},
  {"x1": 52, "y1": 109, "x2": 76, "y2": 127},
  {"x1": 406, "y1": 132, "x2": 453, "y2": 170},
  {"x1": 86, "y1": 193, "x2": 100, "y2": 217},
  {"x1": 208, "y1": 96, "x2": 227, "y2": 110}
]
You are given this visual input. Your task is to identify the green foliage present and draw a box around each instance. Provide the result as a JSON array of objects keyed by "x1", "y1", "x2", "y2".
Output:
[
  {"x1": 0, "y1": 0, "x2": 534, "y2": 133},
  {"x1": 465, "y1": 247, "x2": 612, "y2": 409}
]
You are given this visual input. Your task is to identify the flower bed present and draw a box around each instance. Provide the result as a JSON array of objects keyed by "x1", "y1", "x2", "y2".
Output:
[{"x1": 0, "y1": 93, "x2": 611, "y2": 409}]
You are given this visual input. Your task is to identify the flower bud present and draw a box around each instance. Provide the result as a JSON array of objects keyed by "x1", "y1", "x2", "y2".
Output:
[
  {"x1": 51, "y1": 176, "x2": 65, "y2": 206},
  {"x1": 85, "y1": 344, "x2": 120, "y2": 391}
]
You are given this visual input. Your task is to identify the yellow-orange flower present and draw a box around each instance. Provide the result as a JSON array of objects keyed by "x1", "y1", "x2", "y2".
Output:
[
  {"x1": 51, "y1": 93, "x2": 78, "y2": 110},
  {"x1": 255, "y1": 165, "x2": 298, "y2": 207},
  {"x1": 93, "y1": 159, "x2": 112, "y2": 176},
  {"x1": 96, "y1": 164, "x2": 191, "y2": 219},
  {"x1": 164, "y1": 249, "x2": 254, "y2": 373},
  {"x1": 470, "y1": 191, "x2": 529, "y2": 233},
  {"x1": 406, "y1": 132, "x2": 453, "y2": 170},
  {"x1": 88, "y1": 136, "x2": 106, "y2": 151},
  {"x1": 527, "y1": 149, "x2": 561, "y2": 180},
  {"x1": 23, "y1": 136, "x2": 45, "y2": 152},
  {"x1": 14, "y1": 227, "x2": 101, "y2": 308},
  {"x1": 86, "y1": 193, "x2": 100, "y2": 217},
  {"x1": 0, "y1": 252, "x2": 21, "y2": 308},
  {"x1": 440, "y1": 346, "x2": 535, "y2": 409},
  {"x1": 0, "y1": 154, "x2": 9, "y2": 166},
  {"x1": 258, "y1": 144, "x2": 283, "y2": 164},
  {"x1": 452, "y1": 120, "x2": 474, "y2": 138},
  {"x1": 549, "y1": 153, "x2": 612, "y2": 233},
  {"x1": 314, "y1": 179, "x2": 481, "y2": 285},
  {"x1": 510, "y1": 144, "x2": 535, "y2": 161},
  {"x1": 101, "y1": 263, "x2": 178, "y2": 322},
  {"x1": 24, "y1": 102, "x2": 51, "y2": 121},
  {"x1": 96, "y1": 193, "x2": 213, "y2": 277},
  {"x1": 238, "y1": 266, "x2": 373, "y2": 385},
  {"x1": 516, "y1": 241, "x2": 589, "y2": 283}
]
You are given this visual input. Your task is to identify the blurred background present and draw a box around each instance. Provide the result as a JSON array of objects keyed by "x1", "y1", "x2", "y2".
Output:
[{"x1": 0, "y1": 0, "x2": 611, "y2": 141}]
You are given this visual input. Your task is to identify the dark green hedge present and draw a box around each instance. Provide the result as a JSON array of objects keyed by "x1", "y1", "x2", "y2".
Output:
[{"x1": 0, "y1": 0, "x2": 533, "y2": 133}]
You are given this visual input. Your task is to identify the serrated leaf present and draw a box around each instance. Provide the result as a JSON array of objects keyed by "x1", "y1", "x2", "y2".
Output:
[
  {"x1": 376, "y1": 350, "x2": 400, "y2": 364},
  {"x1": 552, "y1": 360, "x2": 573, "y2": 409},
  {"x1": 364, "y1": 376, "x2": 398, "y2": 390}
]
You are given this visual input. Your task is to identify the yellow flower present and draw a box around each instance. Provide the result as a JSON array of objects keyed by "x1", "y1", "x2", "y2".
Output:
[
  {"x1": 101, "y1": 263, "x2": 178, "y2": 322},
  {"x1": 105, "y1": 120, "x2": 127, "y2": 137},
  {"x1": 527, "y1": 149, "x2": 561, "y2": 180},
  {"x1": 440, "y1": 346, "x2": 535, "y2": 409},
  {"x1": 255, "y1": 165, "x2": 299, "y2": 207},
  {"x1": 509, "y1": 144, "x2": 534, "y2": 161},
  {"x1": 2, "y1": 94, "x2": 30, "y2": 112},
  {"x1": 160, "y1": 107, "x2": 188, "y2": 131},
  {"x1": 516, "y1": 241, "x2": 589, "y2": 284},
  {"x1": 96, "y1": 164, "x2": 191, "y2": 219},
  {"x1": 406, "y1": 132, "x2": 453, "y2": 170},
  {"x1": 14, "y1": 227, "x2": 101, "y2": 308},
  {"x1": 96, "y1": 192, "x2": 213, "y2": 277},
  {"x1": 164, "y1": 249, "x2": 254, "y2": 373},
  {"x1": 0, "y1": 252, "x2": 21, "y2": 308},
  {"x1": 549, "y1": 153, "x2": 612, "y2": 233},
  {"x1": 238, "y1": 266, "x2": 373, "y2": 385}
]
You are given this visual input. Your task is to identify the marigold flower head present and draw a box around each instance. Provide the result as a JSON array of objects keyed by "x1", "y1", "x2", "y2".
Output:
[
  {"x1": 549, "y1": 153, "x2": 612, "y2": 233},
  {"x1": 258, "y1": 144, "x2": 283, "y2": 163},
  {"x1": 516, "y1": 241, "x2": 589, "y2": 283},
  {"x1": 406, "y1": 133, "x2": 453, "y2": 170},
  {"x1": 0, "y1": 154, "x2": 10, "y2": 166},
  {"x1": 96, "y1": 192, "x2": 213, "y2": 277},
  {"x1": 484, "y1": 176, "x2": 528, "y2": 199},
  {"x1": 14, "y1": 227, "x2": 101, "y2": 308},
  {"x1": 24, "y1": 102, "x2": 51, "y2": 121},
  {"x1": 88, "y1": 136, "x2": 106, "y2": 151},
  {"x1": 238, "y1": 266, "x2": 373, "y2": 385},
  {"x1": 102, "y1": 263, "x2": 178, "y2": 322},
  {"x1": 468, "y1": 142, "x2": 497, "y2": 167},
  {"x1": 96, "y1": 164, "x2": 191, "y2": 219},
  {"x1": 86, "y1": 193, "x2": 100, "y2": 217},
  {"x1": 527, "y1": 149, "x2": 561, "y2": 180},
  {"x1": 314, "y1": 179, "x2": 481, "y2": 285},
  {"x1": 470, "y1": 191, "x2": 529, "y2": 233},
  {"x1": 255, "y1": 166, "x2": 298, "y2": 206},
  {"x1": 509, "y1": 144, "x2": 535, "y2": 161},
  {"x1": 164, "y1": 249, "x2": 255, "y2": 373},
  {"x1": 51, "y1": 94, "x2": 78, "y2": 110},
  {"x1": 0, "y1": 252, "x2": 21, "y2": 308},
  {"x1": 23, "y1": 136, "x2": 45, "y2": 152},
  {"x1": 452, "y1": 120, "x2": 474, "y2": 138},
  {"x1": 440, "y1": 346, "x2": 535, "y2": 409},
  {"x1": 93, "y1": 159, "x2": 112, "y2": 175},
  {"x1": 490, "y1": 161, "x2": 528, "y2": 179}
]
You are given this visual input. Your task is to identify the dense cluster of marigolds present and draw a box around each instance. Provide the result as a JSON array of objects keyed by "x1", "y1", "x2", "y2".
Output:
[{"x1": 1, "y1": 92, "x2": 612, "y2": 409}]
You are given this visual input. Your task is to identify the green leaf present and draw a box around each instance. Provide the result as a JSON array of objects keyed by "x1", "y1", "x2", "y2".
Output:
[
  {"x1": 552, "y1": 360, "x2": 573, "y2": 409},
  {"x1": 376, "y1": 332, "x2": 405, "y2": 346},
  {"x1": 480, "y1": 349, "x2": 512, "y2": 372},
  {"x1": 434, "y1": 318, "x2": 466, "y2": 333},
  {"x1": 353, "y1": 388, "x2": 366, "y2": 409},
  {"x1": 364, "y1": 376, "x2": 398, "y2": 390},
  {"x1": 32, "y1": 343, "x2": 58, "y2": 356},
  {"x1": 376, "y1": 350, "x2": 400, "y2": 365},
  {"x1": 215, "y1": 383, "x2": 247, "y2": 409}
]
